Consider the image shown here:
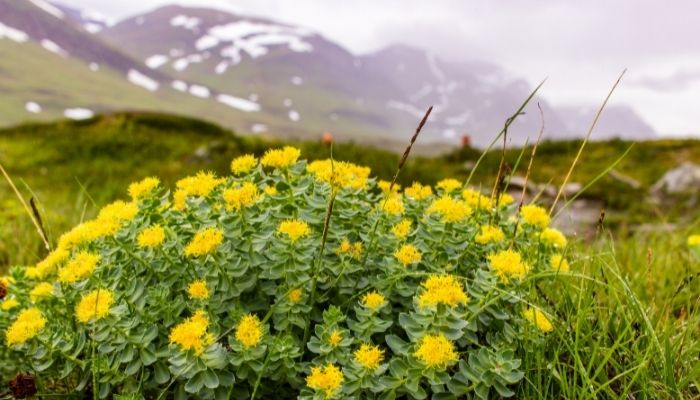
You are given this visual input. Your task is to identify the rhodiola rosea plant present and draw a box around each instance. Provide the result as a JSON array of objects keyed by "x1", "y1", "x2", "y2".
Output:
[{"x1": 0, "y1": 146, "x2": 572, "y2": 399}]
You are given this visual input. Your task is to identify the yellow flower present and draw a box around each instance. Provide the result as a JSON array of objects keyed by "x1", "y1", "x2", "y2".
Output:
[
  {"x1": 173, "y1": 171, "x2": 225, "y2": 210},
  {"x1": 137, "y1": 225, "x2": 166, "y2": 248},
  {"x1": 0, "y1": 276, "x2": 12, "y2": 288},
  {"x1": 58, "y1": 251, "x2": 101, "y2": 284},
  {"x1": 426, "y1": 196, "x2": 471, "y2": 223},
  {"x1": 184, "y1": 227, "x2": 224, "y2": 257},
  {"x1": 391, "y1": 219, "x2": 412, "y2": 239},
  {"x1": 550, "y1": 254, "x2": 570, "y2": 272},
  {"x1": 288, "y1": 288, "x2": 303, "y2": 303},
  {"x1": 414, "y1": 333, "x2": 458, "y2": 369},
  {"x1": 688, "y1": 234, "x2": 700, "y2": 246},
  {"x1": 231, "y1": 154, "x2": 258, "y2": 175},
  {"x1": 5, "y1": 308, "x2": 46, "y2": 346},
  {"x1": 264, "y1": 185, "x2": 278, "y2": 196},
  {"x1": 404, "y1": 182, "x2": 433, "y2": 200},
  {"x1": 521, "y1": 204, "x2": 550, "y2": 228},
  {"x1": 354, "y1": 344, "x2": 384, "y2": 370},
  {"x1": 223, "y1": 182, "x2": 260, "y2": 211},
  {"x1": 475, "y1": 225, "x2": 505, "y2": 244},
  {"x1": 97, "y1": 200, "x2": 139, "y2": 223},
  {"x1": 395, "y1": 244, "x2": 421, "y2": 266},
  {"x1": 436, "y1": 178, "x2": 462, "y2": 193},
  {"x1": 30, "y1": 282, "x2": 54, "y2": 302},
  {"x1": 235, "y1": 314, "x2": 263, "y2": 348},
  {"x1": 381, "y1": 196, "x2": 404, "y2": 216},
  {"x1": 261, "y1": 146, "x2": 300, "y2": 169},
  {"x1": 523, "y1": 308, "x2": 553, "y2": 333},
  {"x1": 128, "y1": 177, "x2": 160, "y2": 200},
  {"x1": 417, "y1": 275, "x2": 468, "y2": 308},
  {"x1": 488, "y1": 249, "x2": 530, "y2": 283},
  {"x1": 277, "y1": 219, "x2": 311, "y2": 242},
  {"x1": 75, "y1": 289, "x2": 114, "y2": 323},
  {"x1": 462, "y1": 189, "x2": 491, "y2": 209},
  {"x1": 328, "y1": 330, "x2": 343, "y2": 347},
  {"x1": 377, "y1": 180, "x2": 400, "y2": 194},
  {"x1": 336, "y1": 239, "x2": 362, "y2": 260},
  {"x1": 307, "y1": 159, "x2": 371, "y2": 190},
  {"x1": 540, "y1": 227, "x2": 567, "y2": 248},
  {"x1": 58, "y1": 219, "x2": 120, "y2": 249},
  {"x1": 498, "y1": 193, "x2": 514, "y2": 207},
  {"x1": 27, "y1": 248, "x2": 69, "y2": 280},
  {"x1": 1, "y1": 298, "x2": 19, "y2": 311},
  {"x1": 188, "y1": 280, "x2": 209, "y2": 300},
  {"x1": 306, "y1": 363, "x2": 344, "y2": 398},
  {"x1": 361, "y1": 291, "x2": 386, "y2": 310},
  {"x1": 169, "y1": 310, "x2": 213, "y2": 355}
]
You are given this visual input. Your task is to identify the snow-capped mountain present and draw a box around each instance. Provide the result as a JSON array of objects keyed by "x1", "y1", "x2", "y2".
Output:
[{"x1": 0, "y1": 1, "x2": 657, "y2": 148}]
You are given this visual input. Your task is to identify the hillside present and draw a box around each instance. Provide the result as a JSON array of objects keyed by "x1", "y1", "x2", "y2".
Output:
[{"x1": 0, "y1": 113, "x2": 698, "y2": 269}]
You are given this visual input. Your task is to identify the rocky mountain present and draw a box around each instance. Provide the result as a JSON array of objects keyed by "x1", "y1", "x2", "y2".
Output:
[{"x1": 0, "y1": 1, "x2": 657, "y2": 149}]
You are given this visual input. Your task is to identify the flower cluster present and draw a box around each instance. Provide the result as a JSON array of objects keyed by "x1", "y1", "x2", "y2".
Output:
[{"x1": 0, "y1": 147, "x2": 572, "y2": 399}]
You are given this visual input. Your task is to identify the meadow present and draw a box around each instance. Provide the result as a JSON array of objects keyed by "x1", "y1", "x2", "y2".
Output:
[{"x1": 0, "y1": 113, "x2": 698, "y2": 398}]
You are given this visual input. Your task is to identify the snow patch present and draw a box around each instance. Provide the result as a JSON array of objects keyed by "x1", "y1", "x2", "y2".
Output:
[
  {"x1": 171, "y1": 80, "x2": 188, "y2": 92},
  {"x1": 410, "y1": 84, "x2": 433, "y2": 102},
  {"x1": 195, "y1": 35, "x2": 220, "y2": 51},
  {"x1": 64, "y1": 108, "x2": 94, "y2": 120},
  {"x1": 387, "y1": 101, "x2": 426, "y2": 119},
  {"x1": 83, "y1": 23, "x2": 103, "y2": 34},
  {"x1": 217, "y1": 94, "x2": 261, "y2": 112},
  {"x1": 251, "y1": 123, "x2": 267, "y2": 133},
  {"x1": 29, "y1": 0, "x2": 64, "y2": 19},
  {"x1": 89, "y1": 63, "x2": 99, "y2": 71},
  {"x1": 127, "y1": 70, "x2": 159, "y2": 92},
  {"x1": 0, "y1": 23, "x2": 28, "y2": 43},
  {"x1": 145, "y1": 55, "x2": 169, "y2": 69},
  {"x1": 41, "y1": 39, "x2": 68, "y2": 57},
  {"x1": 249, "y1": 94, "x2": 259, "y2": 102},
  {"x1": 171, "y1": 15, "x2": 201, "y2": 31},
  {"x1": 25, "y1": 102, "x2": 42, "y2": 114},
  {"x1": 173, "y1": 54, "x2": 203, "y2": 71},
  {"x1": 215, "y1": 61, "x2": 229, "y2": 74},
  {"x1": 82, "y1": 9, "x2": 114, "y2": 26},
  {"x1": 283, "y1": 98, "x2": 293, "y2": 108},
  {"x1": 288, "y1": 110, "x2": 300, "y2": 122},
  {"x1": 291, "y1": 76, "x2": 303, "y2": 85},
  {"x1": 189, "y1": 85, "x2": 210, "y2": 98}
]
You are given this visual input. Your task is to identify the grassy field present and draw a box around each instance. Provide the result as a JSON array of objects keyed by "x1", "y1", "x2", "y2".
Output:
[{"x1": 0, "y1": 112, "x2": 698, "y2": 397}]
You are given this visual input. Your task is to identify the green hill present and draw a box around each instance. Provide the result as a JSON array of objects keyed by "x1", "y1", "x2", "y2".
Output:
[{"x1": 0, "y1": 112, "x2": 698, "y2": 269}]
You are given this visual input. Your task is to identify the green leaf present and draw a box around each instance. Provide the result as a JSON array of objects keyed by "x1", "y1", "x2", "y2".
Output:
[
  {"x1": 202, "y1": 368, "x2": 220, "y2": 389},
  {"x1": 185, "y1": 372, "x2": 205, "y2": 393}
]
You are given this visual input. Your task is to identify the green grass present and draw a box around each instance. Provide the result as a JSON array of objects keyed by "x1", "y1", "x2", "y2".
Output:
[{"x1": 0, "y1": 112, "x2": 698, "y2": 397}]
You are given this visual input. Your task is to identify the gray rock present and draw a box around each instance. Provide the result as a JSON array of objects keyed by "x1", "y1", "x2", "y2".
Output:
[{"x1": 651, "y1": 162, "x2": 700, "y2": 194}]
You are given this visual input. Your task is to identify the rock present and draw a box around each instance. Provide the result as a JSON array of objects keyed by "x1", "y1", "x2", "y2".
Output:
[
  {"x1": 609, "y1": 169, "x2": 641, "y2": 189},
  {"x1": 561, "y1": 182, "x2": 583, "y2": 197},
  {"x1": 651, "y1": 162, "x2": 700, "y2": 194}
]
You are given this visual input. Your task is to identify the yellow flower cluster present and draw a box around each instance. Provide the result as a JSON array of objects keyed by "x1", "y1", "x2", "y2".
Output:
[
  {"x1": 377, "y1": 180, "x2": 400, "y2": 194},
  {"x1": 417, "y1": 275, "x2": 468, "y2": 308},
  {"x1": 306, "y1": 363, "x2": 344, "y2": 398},
  {"x1": 394, "y1": 244, "x2": 422, "y2": 266},
  {"x1": 235, "y1": 314, "x2": 263, "y2": 348},
  {"x1": 173, "y1": 171, "x2": 224, "y2": 210},
  {"x1": 354, "y1": 344, "x2": 384, "y2": 370},
  {"x1": 128, "y1": 177, "x2": 160, "y2": 201},
  {"x1": 488, "y1": 249, "x2": 530, "y2": 283},
  {"x1": 223, "y1": 182, "x2": 260, "y2": 211},
  {"x1": 58, "y1": 251, "x2": 101, "y2": 284},
  {"x1": 462, "y1": 189, "x2": 491, "y2": 209},
  {"x1": 540, "y1": 227, "x2": 567, "y2": 248},
  {"x1": 404, "y1": 182, "x2": 433, "y2": 200},
  {"x1": 521, "y1": 204, "x2": 550, "y2": 228},
  {"x1": 75, "y1": 289, "x2": 114, "y2": 323},
  {"x1": 169, "y1": 310, "x2": 214, "y2": 355},
  {"x1": 307, "y1": 159, "x2": 371, "y2": 190},
  {"x1": 436, "y1": 178, "x2": 462, "y2": 193},
  {"x1": 137, "y1": 225, "x2": 166, "y2": 248},
  {"x1": 391, "y1": 219, "x2": 412, "y2": 239},
  {"x1": 277, "y1": 219, "x2": 311, "y2": 242},
  {"x1": 1, "y1": 298, "x2": 19, "y2": 311},
  {"x1": 187, "y1": 280, "x2": 209, "y2": 300},
  {"x1": 58, "y1": 200, "x2": 138, "y2": 250},
  {"x1": 475, "y1": 225, "x2": 505, "y2": 244},
  {"x1": 550, "y1": 254, "x2": 570, "y2": 272},
  {"x1": 381, "y1": 196, "x2": 404, "y2": 216},
  {"x1": 523, "y1": 308, "x2": 553, "y2": 333},
  {"x1": 261, "y1": 146, "x2": 300, "y2": 169},
  {"x1": 184, "y1": 227, "x2": 224, "y2": 257},
  {"x1": 414, "y1": 333, "x2": 458, "y2": 369},
  {"x1": 328, "y1": 330, "x2": 343, "y2": 347},
  {"x1": 25, "y1": 248, "x2": 69, "y2": 280},
  {"x1": 29, "y1": 282, "x2": 54, "y2": 302},
  {"x1": 688, "y1": 234, "x2": 700, "y2": 246},
  {"x1": 5, "y1": 308, "x2": 46, "y2": 346},
  {"x1": 361, "y1": 291, "x2": 387, "y2": 310},
  {"x1": 231, "y1": 154, "x2": 258, "y2": 175},
  {"x1": 427, "y1": 196, "x2": 471, "y2": 223},
  {"x1": 336, "y1": 239, "x2": 363, "y2": 260}
]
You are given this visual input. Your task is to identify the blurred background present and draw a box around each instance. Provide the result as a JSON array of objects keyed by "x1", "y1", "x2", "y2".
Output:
[{"x1": 0, "y1": 0, "x2": 699, "y2": 267}]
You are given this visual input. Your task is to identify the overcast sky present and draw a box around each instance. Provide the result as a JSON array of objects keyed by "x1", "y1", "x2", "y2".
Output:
[{"x1": 59, "y1": 0, "x2": 700, "y2": 136}]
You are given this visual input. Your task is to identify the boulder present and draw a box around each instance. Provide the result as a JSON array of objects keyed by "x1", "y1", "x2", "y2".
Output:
[{"x1": 651, "y1": 162, "x2": 700, "y2": 194}]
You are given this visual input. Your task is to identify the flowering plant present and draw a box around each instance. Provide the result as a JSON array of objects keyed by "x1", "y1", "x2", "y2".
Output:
[{"x1": 0, "y1": 147, "x2": 571, "y2": 399}]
